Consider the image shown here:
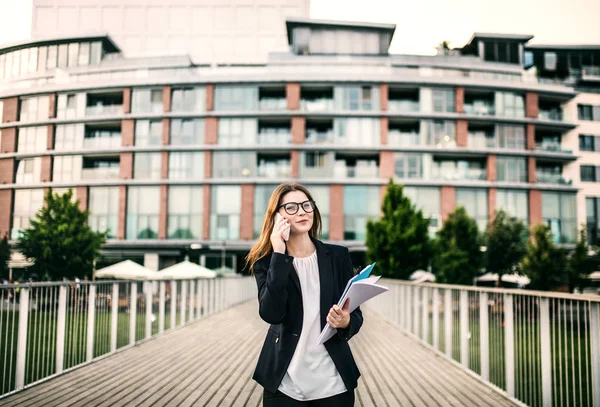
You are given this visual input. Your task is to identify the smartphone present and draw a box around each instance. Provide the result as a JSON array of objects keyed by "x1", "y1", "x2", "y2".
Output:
[{"x1": 274, "y1": 212, "x2": 290, "y2": 241}]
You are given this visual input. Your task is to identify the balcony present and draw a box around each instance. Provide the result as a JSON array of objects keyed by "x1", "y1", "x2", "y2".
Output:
[
  {"x1": 86, "y1": 92, "x2": 124, "y2": 117},
  {"x1": 538, "y1": 109, "x2": 563, "y2": 121},
  {"x1": 257, "y1": 154, "x2": 291, "y2": 178},
  {"x1": 257, "y1": 130, "x2": 291, "y2": 145},
  {"x1": 333, "y1": 160, "x2": 379, "y2": 179},
  {"x1": 301, "y1": 86, "x2": 334, "y2": 112},
  {"x1": 83, "y1": 133, "x2": 121, "y2": 149},
  {"x1": 306, "y1": 129, "x2": 334, "y2": 144},
  {"x1": 388, "y1": 131, "x2": 419, "y2": 146},
  {"x1": 464, "y1": 102, "x2": 495, "y2": 116},
  {"x1": 259, "y1": 86, "x2": 286, "y2": 111},
  {"x1": 259, "y1": 98, "x2": 286, "y2": 110},
  {"x1": 536, "y1": 172, "x2": 572, "y2": 185},
  {"x1": 85, "y1": 104, "x2": 123, "y2": 116},
  {"x1": 388, "y1": 100, "x2": 420, "y2": 112},
  {"x1": 82, "y1": 167, "x2": 120, "y2": 181},
  {"x1": 431, "y1": 159, "x2": 487, "y2": 181}
]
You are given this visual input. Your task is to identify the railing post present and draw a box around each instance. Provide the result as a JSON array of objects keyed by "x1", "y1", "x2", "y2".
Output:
[
  {"x1": 398, "y1": 285, "x2": 405, "y2": 328},
  {"x1": 196, "y1": 279, "x2": 202, "y2": 318},
  {"x1": 202, "y1": 279, "x2": 208, "y2": 318},
  {"x1": 170, "y1": 280, "x2": 176, "y2": 329},
  {"x1": 422, "y1": 287, "x2": 429, "y2": 343},
  {"x1": 413, "y1": 286, "x2": 420, "y2": 337},
  {"x1": 540, "y1": 297, "x2": 552, "y2": 407},
  {"x1": 209, "y1": 279, "x2": 214, "y2": 315},
  {"x1": 433, "y1": 288, "x2": 439, "y2": 350},
  {"x1": 188, "y1": 280, "x2": 195, "y2": 321},
  {"x1": 444, "y1": 289, "x2": 452, "y2": 357},
  {"x1": 86, "y1": 285, "x2": 96, "y2": 362},
  {"x1": 110, "y1": 283, "x2": 119, "y2": 352},
  {"x1": 180, "y1": 280, "x2": 187, "y2": 326},
  {"x1": 504, "y1": 293, "x2": 515, "y2": 398},
  {"x1": 480, "y1": 292, "x2": 489, "y2": 381},
  {"x1": 460, "y1": 290, "x2": 469, "y2": 368},
  {"x1": 15, "y1": 287, "x2": 29, "y2": 390},
  {"x1": 56, "y1": 285, "x2": 67, "y2": 373},
  {"x1": 159, "y1": 281, "x2": 165, "y2": 334},
  {"x1": 129, "y1": 283, "x2": 137, "y2": 345},
  {"x1": 145, "y1": 281, "x2": 152, "y2": 339},
  {"x1": 591, "y1": 302, "x2": 600, "y2": 407},
  {"x1": 405, "y1": 284, "x2": 412, "y2": 333}
]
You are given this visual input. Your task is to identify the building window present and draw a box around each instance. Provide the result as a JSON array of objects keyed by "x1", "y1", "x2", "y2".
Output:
[
  {"x1": 168, "y1": 186, "x2": 203, "y2": 239},
  {"x1": 17, "y1": 126, "x2": 47, "y2": 153},
  {"x1": 542, "y1": 192, "x2": 577, "y2": 244},
  {"x1": 403, "y1": 186, "x2": 441, "y2": 235},
  {"x1": 19, "y1": 96, "x2": 49, "y2": 122},
  {"x1": 496, "y1": 189, "x2": 528, "y2": 224},
  {"x1": 210, "y1": 186, "x2": 241, "y2": 240},
  {"x1": 171, "y1": 87, "x2": 205, "y2": 112},
  {"x1": 394, "y1": 153, "x2": 422, "y2": 178},
  {"x1": 586, "y1": 197, "x2": 599, "y2": 245},
  {"x1": 133, "y1": 153, "x2": 161, "y2": 180},
  {"x1": 169, "y1": 152, "x2": 203, "y2": 179},
  {"x1": 432, "y1": 88, "x2": 455, "y2": 113},
  {"x1": 126, "y1": 186, "x2": 160, "y2": 239},
  {"x1": 14, "y1": 158, "x2": 41, "y2": 184},
  {"x1": 497, "y1": 157, "x2": 527, "y2": 183},
  {"x1": 334, "y1": 118, "x2": 379, "y2": 146},
  {"x1": 57, "y1": 93, "x2": 83, "y2": 118},
  {"x1": 89, "y1": 187, "x2": 119, "y2": 238},
  {"x1": 218, "y1": 119, "x2": 257, "y2": 145},
  {"x1": 55, "y1": 124, "x2": 84, "y2": 150},
  {"x1": 170, "y1": 119, "x2": 204, "y2": 145},
  {"x1": 578, "y1": 104, "x2": 600, "y2": 122},
  {"x1": 308, "y1": 185, "x2": 330, "y2": 239},
  {"x1": 11, "y1": 189, "x2": 44, "y2": 240},
  {"x1": 343, "y1": 185, "x2": 380, "y2": 240},
  {"x1": 334, "y1": 85, "x2": 380, "y2": 110},
  {"x1": 253, "y1": 184, "x2": 279, "y2": 238},
  {"x1": 46, "y1": 45, "x2": 57, "y2": 70},
  {"x1": 581, "y1": 165, "x2": 597, "y2": 182},
  {"x1": 57, "y1": 44, "x2": 68, "y2": 68},
  {"x1": 543, "y1": 52, "x2": 557, "y2": 71},
  {"x1": 301, "y1": 152, "x2": 332, "y2": 178},
  {"x1": 214, "y1": 86, "x2": 258, "y2": 111},
  {"x1": 135, "y1": 120, "x2": 162, "y2": 146},
  {"x1": 423, "y1": 120, "x2": 456, "y2": 147},
  {"x1": 212, "y1": 152, "x2": 255, "y2": 178},
  {"x1": 52, "y1": 155, "x2": 82, "y2": 182},
  {"x1": 579, "y1": 135, "x2": 598, "y2": 152},
  {"x1": 131, "y1": 88, "x2": 163, "y2": 113},
  {"x1": 495, "y1": 125, "x2": 526, "y2": 149},
  {"x1": 495, "y1": 92, "x2": 525, "y2": 118},
  {"x1": 456, "y1": 188, "x2": 488, "y2": 231},
  {"x1": 78, "y1": 43, "x2": 90, "y2": 66}
]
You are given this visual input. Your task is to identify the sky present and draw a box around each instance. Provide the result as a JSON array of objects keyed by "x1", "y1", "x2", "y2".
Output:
[{"x1": 0, "y1": 0, "x2": 599, "y2": 55}]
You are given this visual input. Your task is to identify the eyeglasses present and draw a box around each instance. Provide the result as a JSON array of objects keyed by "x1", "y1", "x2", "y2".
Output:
[{"x1": 278, "y1": 200, "x2": 316, "y2": 215}]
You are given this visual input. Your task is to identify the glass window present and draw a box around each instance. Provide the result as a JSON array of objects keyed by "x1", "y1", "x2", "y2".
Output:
[
  {"x1": 28, "y1": 47, "x2": 38, "y2": 73},
  {"x1": 55, "y1": 124, "x2": 84, "y2": 150},
  {"x1": 497, "y1": 157, "x2": 527, "y2": 183},
  {"x1": 67, "y1": 43, "x2": 79, "y2": 67},
  {"x1": 544, "y1": 52, "x2": 557, "y2": 71},
  {"x1": 496, "y1": 92, "x2": 525, "y2": 118},
  {"x1": 46, "y1": 45, "x2": 57, "y2": 70},
  {"x1": 334, "y1": 85, "x2": 380, "y2": 110},
  {"x1": 56, "y1": 93, "x2": 81, "y2": 119},
  {"x1": 171, "y1": 87, "x2": 206, "y2": 112},
  {"x1": 132, "y1": 88, "x2": 163, "y2": 113},
  {"x1": 133, "y1": 153, "x2": 161, "y2": 180},
  {"x1": 37, "y1": 46, "x2": 47, "y2": 72},
  {"x1": 168, "y1": 186, "x2": 203, "y2": 239},
  {"x1": 11, "y1": 49, "x2": 20, "y2": 77},
  {"x1": 307, "y1": 185, "x2": 330, "y2": 239},
  {"x1": 210, "y1": 186, "x2": 241, "y2": 240},
  {"x1": 581, "y1": 166, "x2": 596, "y2": 182},
  {"x1": 89, "y1": 186, "x2": 119, "y2": 238},
  {"x1": 78, "y1": 43, "x2": 90, "y2": 66},
  {"x1": 135, "y1": 120, "x2": 162, "y2": 146},
  {"x1": 542, "y1": 192, "x2": 577, "y2": 243},
  {"x1": 496, "y1": 189, "x2": 528, "y2": 223},
  {"x1": 213, "y1": 152, "x2": 255, "y2": 177},
  {"x1": 170, "y1": 119, "x2": 204, "y2": 145},
  {"x1": 90, "y1": 42, "x2": 102, "y2": 65},
  {"x1": 456, "y1": 188, "x2": 488, "y2": 231},
  {"x1": 20, "y1": 49, "x2": 29, "y2": 76},
  {"x1": 253, "y1": 184, "x2": 279, "y2": 238},
  {"x1": 17, "y1": 126, "x2": 47, "y2": 152},
  {"x1": 394, "y1": 153, "x2": 422, "y2": 178},
  {"x1": 423, "y1": 120, "x2": 456, "y2": 147},
  {"x1": 57, "y1": 44, "x2": 68, "y2": 68},
  {"x1": 169, "y1": 152, "x2": 203, "y2": 179},
  {"x1": 586, "y1": 197, "x2": 599, "y2": 245},
  {"x1": 214, "y1": 85, "x2": 259, "y2": 111},
  {"x1": 579, "y1": 135, "x2": 595, "y2": 152},
  {"x1": 126, "y1": 186, "x2": 160, "y2": 239},
  {"x1": 403, "y1": 186, "x2": 441, "y2": 234},
  {"x1": 343, "y1": 185, "x2": 380, "y2": 240},
  {"x1": 11, "y1": 189, "x2": 44, "y2": 240},
  {"x1": 432, "y1": 88, "x2": 455, "y2": 113},
  {"x1": 14, "y1": 158, "x2": 41, "y2": 184},
  {"x1": 19, "y1": 96, "x2": 50, "y2": 122},
  {"x1": 218, "y1": 119, "x2": 257, "y2": 145},
  {"x1": 495, "y1": 125, "x2": 526, "y2": 149},
  {"x1": 52, "y1": 155, "x2": 82, "y2": 182},
  {"x1": 334, "y1": 118, "x2": 379, "y2": 146},
  {"x1": 577, "y1": 104, "x2": 600, "y2": 121}
]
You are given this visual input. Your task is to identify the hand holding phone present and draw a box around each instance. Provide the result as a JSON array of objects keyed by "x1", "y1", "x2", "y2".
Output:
[{"x1": 274, "y1": 213, "x2": 290, "y2": 241}]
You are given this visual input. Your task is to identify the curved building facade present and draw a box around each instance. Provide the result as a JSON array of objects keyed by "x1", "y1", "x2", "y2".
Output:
[{"x1": 0, "y1": 16, "x2": 589, "y2": 273}]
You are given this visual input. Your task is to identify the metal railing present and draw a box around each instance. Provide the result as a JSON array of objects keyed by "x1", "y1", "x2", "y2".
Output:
[
  {"x1": 368, "y1": 280, "x2": 600, "y2": 407},
  {"x1": 0, "y1": 277, "x2": 256, "y2": 398}
]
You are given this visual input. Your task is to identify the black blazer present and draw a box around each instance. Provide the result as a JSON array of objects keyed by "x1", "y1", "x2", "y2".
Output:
[{"x1": 252, "y1": 237, "x2": 363, "y2": 394}]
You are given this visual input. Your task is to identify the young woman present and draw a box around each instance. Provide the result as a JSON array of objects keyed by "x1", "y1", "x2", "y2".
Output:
[{"x1": 246, "y1": 183, "x2": 363, "y2": 406}]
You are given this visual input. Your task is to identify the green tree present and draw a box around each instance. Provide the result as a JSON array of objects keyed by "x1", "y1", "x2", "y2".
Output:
[
  {"x1": 521, "y1": 224, "x2": 566, "y2": 291},
  {"x1": 17, "y1": 190, "x2": 107, "y2": 281},
  {"x1": 566, "y1": 228, "x2": 595, "y2": 292},
  {"x1": 432, "y1": 206, "x2": 482, "y2": 285},
  {"x1": 484, "y1": 210, "x2": 528, "y2": 287},
  {"x1": 0, "y1": 234, "x2": 10, "y2": 281},
  {"x1": 366, "y1": 181, "x2": 431, "y2": 279}
]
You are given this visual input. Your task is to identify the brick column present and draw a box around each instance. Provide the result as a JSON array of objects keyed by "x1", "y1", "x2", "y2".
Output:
[
  {"x1": 291, "y1": 151, "x2": 299, "y2": 178},
  {"x1": 487, "y1": 154, "x2": 497, "y2": 181},
  {"x1": 159, "y1": 185, "x2": 168, "y2": 239},
  {"x1": 205, "y1": 117, "x2": 218, "y2": 144},
  {"x1": 441, "y1": 186, "x2": 456, "y2": 222},
  {"x1": 163, "y1": 85, "x2": 171, "y2": 112},
  {"x1": 117, "y1": 185, "x2": 127, "y2": 239},
  {"x1": 488, "y1": 188, "x2": 496, "y2": 222},
  {"x1": 48, "y1": 93, "x2": 56, "y2": 118},
  {"x1": 456, "y1": 119, "x2": 468, "y2": 147},
  {"x1": 203, "y1": 185, "x2": 211, "y2": 240},
  {"x1": 0, "y1": 189, "x2": 12, "y2": 238},
  {"x1": 0, "y1": 159, "x2": 15, "y2": 184},
  {"x1": 162, "y1": 118, "x2": 170, "y2": 145},
  {"x1": 47, "y1": 124, "x2": 54, "y2": 150},
  {"x1": 123, "y1": 88, "x2": 132, "y2": 114},
  {"x1": 526, "y1": 124, "x2": 535, "y2": 150},
  {"x1": 161, "y1": 151, "x2": 169, "y2": 179},
  {"x1": 286, "y1": 83, "x2": 300, "y2": 110},
  {"x1": 529, "y1": 189, "x2": 542, "y2": 226},
  {"x1": 120, "y1": 152, "x2": 133, "y2": 179},
  {"x1": 240, "y1": 184, "x2": 255, "y2": 240},
  {"x1": 122, "y1": 119, "x2": 135, "y2": 147},
  {"x1": 291, "y1": 117, "x2": 305, "y2": 144},
  {"x1": 206, "y1": 84, "x2": 214, "y2": 111},
  {"x1": 329, "y1": 185, "x2": 344, "y2": 241},
  {"x1": 1, "y1": 128, "x2": 17, "y2": 153},
  {"x1": 2, "y1": 97, "x2": 19, "y2": 122},
  {"x1": 76, "y1": 186, "x2": 88, "y2": 212},
  {"x1": 204, "y1": 151, "x2": 212, "y2": 178},
  {"x1": 455, "y1": 87, "x2": 465, "y2": 113},
  {"x1": 380, "y1": 84, "x2": 388, "y2": 111},
  {"x1": 380, "y1": 117, "x2": 388, "y2": 145},
  {"x1": 526, "y1": 92, "x2": 539, "y2": 118},
  {"x1": 40, "y1": 156, "x2": 52, "y2": 182},
  {"x1": 528, "y1": 156, "x2": 536, "y2": 183},
  {"x1": 379, "y1": 151, "x2": 394, "y2": 180}
]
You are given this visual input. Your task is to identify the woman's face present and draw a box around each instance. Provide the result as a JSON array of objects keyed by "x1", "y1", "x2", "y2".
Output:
[{"x1": 278, "y1": 190, "x2": 314, "y2": 237}]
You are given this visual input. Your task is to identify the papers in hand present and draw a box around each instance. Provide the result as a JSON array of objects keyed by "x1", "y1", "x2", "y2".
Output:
[{"x1": 317, "y1": 263, "x2": 388, "y2": 345}]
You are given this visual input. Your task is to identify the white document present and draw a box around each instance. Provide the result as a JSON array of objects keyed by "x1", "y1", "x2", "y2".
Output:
[{"x1": 317, "y1": 275, "x2": 388, "y2": 345}]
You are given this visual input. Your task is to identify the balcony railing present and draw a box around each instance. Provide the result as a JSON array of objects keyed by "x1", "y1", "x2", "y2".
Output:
[
  {"x1": 539, "y1": 110, "x2": 563, "y2": 121},
  {"x1": 388, "y1": 131, "x2": 420, "y2": 146},
  {"x1": 464, "y1": 103, "x2": 495, "y2": 116},
  {"x1": 333, "y1": 164, "x2": 379, "y2": 178},
  {"x1": 83, "y1": 136, "x2": 121, "y2": 150},
  {"x1": 300, "y1": 99, "x2": 334, "y2": 112},
  {"x1": 85, "y1": 104, "x2": 123, "y2": 116},
  {"x1": 257, "y1": 131, "x2": 291, "y2": 145},
  {"x1": 257, "y1": 163, "x2": 291, "y2": 178},
  {"x1": 536, "y1": 172, "x2": 572, "y2": 185},
  {"x1": 431, "y1": 168, "x2": 486, "y2": 181},
  {"x1": 388, "y1": 100, "x2": 420, "y2": 112},
  {"x1": 81, "y1": 167, "x2": 120, "y2": 181},
  {"x1": 305, "y1": 130, "x2": 334, "y2": 144},
  {"x1": 259, "y1": 98, "x2": 286, "y2": 110},
  {"x1": 535, "y1": 143, "x2": 572, "y2": 154}
]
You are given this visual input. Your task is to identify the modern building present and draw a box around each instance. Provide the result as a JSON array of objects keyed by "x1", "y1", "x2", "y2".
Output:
[{"x1": 1, "y1": 3, "x2": 595, "y2": 274}]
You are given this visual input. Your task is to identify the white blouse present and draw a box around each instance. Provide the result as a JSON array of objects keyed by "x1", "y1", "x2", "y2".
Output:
[{"x1": 278, "y1": 250, "x2": 347, "y2": 401}]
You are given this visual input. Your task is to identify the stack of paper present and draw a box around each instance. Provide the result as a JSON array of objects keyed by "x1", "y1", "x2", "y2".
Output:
[{"x1": 317, "y1": 263, "x2": 388, "y2": 345}]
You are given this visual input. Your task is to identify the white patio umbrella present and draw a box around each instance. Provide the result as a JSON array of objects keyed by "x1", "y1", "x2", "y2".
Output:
[
  {"x1": 95, "y1": 260, "x2": 158, "y2": 280},
  {"x1": 409, "y1": 270, "x2": 436, "y2": 283},
  {"x1": 476, "y1": 273, "x2": 530, "y2": 286},
  {"x1": 157, "y1": 261, "x2": 217, "y2": 279}
]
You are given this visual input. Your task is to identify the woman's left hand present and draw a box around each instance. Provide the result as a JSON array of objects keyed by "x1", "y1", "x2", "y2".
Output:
[{"x1": 327, "y1": 298, "x2": 351, "y2": 329}]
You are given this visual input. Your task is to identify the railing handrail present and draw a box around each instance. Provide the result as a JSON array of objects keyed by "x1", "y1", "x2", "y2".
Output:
[{"x1": 0, "y1": 277, "x2": 242, "y2": 289}]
